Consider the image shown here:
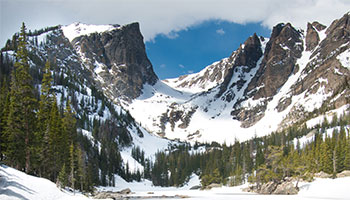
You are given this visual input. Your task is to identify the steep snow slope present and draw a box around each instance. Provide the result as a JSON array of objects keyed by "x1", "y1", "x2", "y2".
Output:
[{"x1": 0, "y1": 165, "x2": 88, "y2": 200}]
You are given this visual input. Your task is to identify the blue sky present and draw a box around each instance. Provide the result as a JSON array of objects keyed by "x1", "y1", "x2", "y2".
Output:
[{"x1": 146, "y1": 20, "x2": 271, "y2": 79}]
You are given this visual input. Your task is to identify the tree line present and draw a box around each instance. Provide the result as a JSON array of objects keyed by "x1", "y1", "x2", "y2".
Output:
[{"x1": 150, "y1": 114, "x2": 350, "y2": 188}]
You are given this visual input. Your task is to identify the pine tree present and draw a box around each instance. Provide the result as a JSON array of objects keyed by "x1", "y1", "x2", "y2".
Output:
[
  {"x1": 48, "y1": 99, "x2": 63, "y2": 180},
  {"x1": 0, "y1": 79, "x2": 10, "y2": 161},
  {"x1": 58, "y1": 164, "x2": 68, "y2": 189},
  {"x1": 36, "y1": 60, "x2": 54, "y2": 176},
  {"x1": 76, "y1": 146, "x2": 85, "y2": 191},
  {"x1": 320, "y1": 136, "x2": 333, "y2": 174},
  {"x1": 344, "y1": 135, "x2": 350, "y2": 170},
  {"x1": 69, "y1": 143, "x2": 76, "y2": 194},
  {"x1": 62, "y1": 99, "x2": 77, "y2": 144},
  {"x1": 5, "y1": 22, "x2": 37, "y2": 173}
]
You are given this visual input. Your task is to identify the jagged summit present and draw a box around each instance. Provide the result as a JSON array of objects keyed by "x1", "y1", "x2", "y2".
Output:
[{"x1": 60, "y1": 22, "x2": 158, "y2": 101}]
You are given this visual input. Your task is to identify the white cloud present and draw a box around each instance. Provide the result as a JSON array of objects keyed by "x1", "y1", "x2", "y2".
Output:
[
  {"x1": 179, "y1": 64, "x2": 185, "y2": 68},
  {"x1": 187, "y1": 70, "x2": 194, "y2": 74},
  {"x1": 1, "y1": 0, "x2": 350, "y2": 45},
  {"x1": 216, "y1": 28, "x2": 225, "y2": 35}
]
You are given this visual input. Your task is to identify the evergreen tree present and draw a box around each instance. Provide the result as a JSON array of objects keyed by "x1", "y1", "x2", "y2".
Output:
[
  {"x1": 344, "y1": 136, "x2": 350, "y2": 170},
  {"x1": 5, "y1": 22, "x2": 37, "y2": 173},
  {"x1": 58, "y1": 164, "x2": 68, "y2": 189},
  {"x1": 69, "y1": 143, "x2": 76, "y2": 194},
  {"x1": 320, "y1": 136, "x2": 333, "y2": 174},
  {"x1": 36, "y1": 60, "x2": 54, "y2": 176},
  {"x1": 48, "y1": 99, "x2": 63, "y2": 180},
  {"x1": 0, "y1": 79, "x2": 10, "y2": 161},
  {"x1": 76, "y1": 146, "x2": 85, "y2": 191},
  {"x1": 62, "y1": 99, "x2": 77, "y2": 144}
]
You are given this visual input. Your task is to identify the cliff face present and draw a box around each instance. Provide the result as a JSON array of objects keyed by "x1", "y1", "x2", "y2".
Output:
[{"x1": 67, "y1": 22, "x2": 158, "y2": 101}]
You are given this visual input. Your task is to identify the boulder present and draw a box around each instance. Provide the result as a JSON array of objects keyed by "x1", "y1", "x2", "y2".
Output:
[
  {"x1": 314, "y1": 171, "x2": 332, "y2": 178},
  {"x1": 93, "y1": 191, "x2": 121, "y2": 199},
  {"x1": 258, "y1": 181, "x2": 278, "y2": 194},
  {"x1": 336, "y1": 170, "x2": 350, "y2": 178},
  {"x1": 119, "y1": 188, "x2": 131, "y2": 195},
  {"x1": 273, "y1": 181, "x2": 298, "y2": 195},
  {"x1": 189, "y1": 185, "x2": 201, "y2": 190}
]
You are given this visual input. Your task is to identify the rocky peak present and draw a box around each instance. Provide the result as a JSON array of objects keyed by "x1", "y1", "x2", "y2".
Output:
[
  {"x1": 248, "y1": 23, "x2": 303, "y2": 100},
  {"x1": 216, "y1": 33, "x2": 263, "y2": 99},
  {"x1": 229, "y1": 23, "x2": 304, "y2": 128},
  {"x1": 69, "y1": 22, "x2": 158, "y2": 101},
  {"x1": 311, "y1": 13, "x2": 350, "y2": 60},
  {"x1": 234, "y1": 33, "x2": 262, "y2": 68},
  {"x1": 305, "y1": 22, "x2": 324, "y2": 51},
  {"x1": 164, "y1": 33, "x2": 262, "y2": 94},
  {"x1": 311, "y1": 21, "x2": 327, "y2": 32}
]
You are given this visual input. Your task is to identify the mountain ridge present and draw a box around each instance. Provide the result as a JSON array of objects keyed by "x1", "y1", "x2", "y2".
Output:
[
  {"x1": 2, "y1": 14, "x2": 350, "y2": 145},
  {"x1": 127, "y1": 13, "x2": 350, "y2": 144}
]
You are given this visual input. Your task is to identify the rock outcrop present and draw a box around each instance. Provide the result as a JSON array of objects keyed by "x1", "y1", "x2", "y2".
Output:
[
  {"x1": 245, "y1": 179, "x2": 298, "y2": 195},
  {"x1": 70, "y1": 22, "x2": 158, "y2": 101}
]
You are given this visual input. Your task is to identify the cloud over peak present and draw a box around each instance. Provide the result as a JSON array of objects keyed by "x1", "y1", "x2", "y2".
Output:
[{"x1": 1, "y1": 0, "x2": 350, "y2": 45}]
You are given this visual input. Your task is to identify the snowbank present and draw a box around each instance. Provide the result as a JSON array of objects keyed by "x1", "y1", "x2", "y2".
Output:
[{"x1": 0, "y1": 165, "x2": 88, "y2": 200}]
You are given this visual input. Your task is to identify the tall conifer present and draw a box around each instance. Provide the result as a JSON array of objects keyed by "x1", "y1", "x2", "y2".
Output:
[
  {"x1": 5, "y1": 22, "x2": 37, "y2": 173},
  {"x1": 36, "y1": 60, "x2": 54, "y2": 176}
]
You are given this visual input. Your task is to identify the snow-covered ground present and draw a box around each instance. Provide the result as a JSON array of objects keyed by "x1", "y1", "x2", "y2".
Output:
[
  {"x1": 98, "y1": 174, "x2": 350, "y2": 200},
  {"x1": 1, "y1": 165, "x2": 350, "y2": 200},
  {"x1": 0, "y1": 165, "x2": 89, "y2": 200}
]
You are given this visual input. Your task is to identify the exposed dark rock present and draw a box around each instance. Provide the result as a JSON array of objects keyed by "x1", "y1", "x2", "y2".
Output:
[
  {"x1": 230, "y1": 23, "x2": 304, "y2": 127},
  {"x1": 72, "y1": 22, "x2": 158, "y2": 101},
  {"x1": 312, "y1": 21, "x2": 327, "y2": 32},
  {"x1": 248, "y1": 23, "x2": 303, "y2": 100},
  {"x1": 276, "y1": 97, "x2": 292, "y2": 112},
  {"x1": 306, "y1": 22, "x2": 321, "y2": 51},
  {"x1": 216, "y1": 33, "x2": 262, "y2": 99},
  {"x1": 189, "y1": 185, "x2": 201, "y2": 190},
  {"x1": 159, "y1": 105, "x2": 198, "y2": 133}
]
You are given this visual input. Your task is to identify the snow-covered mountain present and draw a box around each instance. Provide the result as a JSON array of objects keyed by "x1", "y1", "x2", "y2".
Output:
[
  {"x1": 126, "y1": 13, "x2": 350, "y2": 144},
  {"x1": 3, "y1": 13, "x2": 350, "y2": 147}
]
